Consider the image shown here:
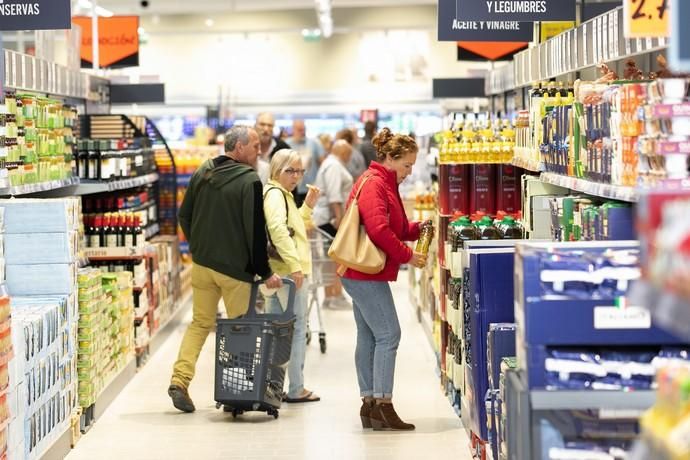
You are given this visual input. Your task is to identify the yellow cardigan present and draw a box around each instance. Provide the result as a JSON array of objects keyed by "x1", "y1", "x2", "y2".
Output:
[{"x1": 263, "y1": 180, "x2": 313, "y2": 276}]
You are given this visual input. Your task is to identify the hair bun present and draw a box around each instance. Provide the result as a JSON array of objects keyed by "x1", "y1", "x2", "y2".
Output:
[{"x1": 372, "y1": 127, "x2": 393, "y2": 151}]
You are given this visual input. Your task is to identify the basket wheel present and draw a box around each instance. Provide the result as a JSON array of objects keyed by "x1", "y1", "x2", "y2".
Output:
[{"x1": 232, "y1": 409, "x2": 240, "y2": 419}]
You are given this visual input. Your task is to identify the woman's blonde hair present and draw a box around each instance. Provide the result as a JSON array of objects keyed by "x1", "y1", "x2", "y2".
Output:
[{"x1": 270, "y1": 149, "x2": 302, "y2": 181}]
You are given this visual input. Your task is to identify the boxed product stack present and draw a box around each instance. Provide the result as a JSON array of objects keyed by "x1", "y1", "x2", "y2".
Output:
[
  {"x1": 3, "y1": 92, "x2": 78, "y2": 188},
  {"x1": 76, "y1": 269, "x2": 134, "y2": 410},
  {"x1": 151, "y1": 236, "x2": 182, "y2": 323},
  {"x1": 0, "y1": 198, "x2": 80, "y2": 458},
  {"x1": 0, "y1": 198, "x2": 81, "y2": 296},
  {"x1": 9, "y1": 295, "x2": 77, "y2": 459}
]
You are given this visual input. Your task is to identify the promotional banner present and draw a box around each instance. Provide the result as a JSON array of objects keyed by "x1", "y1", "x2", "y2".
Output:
[
  {"x1": 455, "y1": 0, "x2": 577, "y2": 22},
  {"x1": 438, "y1": 0, "x2": 534, "y2": 41},
  {"x1": 72, "y1": 16, "x2": 140, "y2": 68},
  {"x1": 0, "y1": 0, "x2": 71, "y2": 31}
]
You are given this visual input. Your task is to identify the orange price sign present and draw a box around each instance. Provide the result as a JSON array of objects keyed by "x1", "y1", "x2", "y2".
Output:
[{"x1": 624, "y1": 0, "x2": 670, "y2": 38}]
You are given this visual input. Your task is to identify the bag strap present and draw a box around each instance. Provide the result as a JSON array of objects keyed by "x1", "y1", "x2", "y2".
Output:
[
  {"x1": 264, "y1": 186, "x2": 289, "y2": 226},
  {"x1": 353, "y1": 174, "x2": 373, "y2": 201}
]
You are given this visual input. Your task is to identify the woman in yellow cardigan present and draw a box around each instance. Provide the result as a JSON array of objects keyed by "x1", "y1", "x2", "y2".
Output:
[{"x1": 264, "y1": 149, "x2": 321, "y2": 403}]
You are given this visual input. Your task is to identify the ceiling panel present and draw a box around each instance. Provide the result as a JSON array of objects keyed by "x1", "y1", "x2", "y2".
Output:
[{"x1": 93, "y1": 0, "x2": 434, "y2": 16}]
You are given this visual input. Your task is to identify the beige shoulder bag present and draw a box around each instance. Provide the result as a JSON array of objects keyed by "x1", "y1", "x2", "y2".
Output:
[{"x1": 328, "y1": 175, "x2": 386, "y2": 275}]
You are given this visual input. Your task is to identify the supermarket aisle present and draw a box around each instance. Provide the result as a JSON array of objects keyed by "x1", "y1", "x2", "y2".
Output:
[{"x1": 66, "y1": 277, "x2": 471, "y2": 460}]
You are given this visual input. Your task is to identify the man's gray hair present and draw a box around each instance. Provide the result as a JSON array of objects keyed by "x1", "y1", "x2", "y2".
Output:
[{"x1": 224, "y1": 125, "x2": 251, "y2": 153}]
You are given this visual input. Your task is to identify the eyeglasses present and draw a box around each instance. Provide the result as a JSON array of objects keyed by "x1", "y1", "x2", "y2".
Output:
[{"x1": 284, "y1": 168, "x2": 306, "y2": 176}]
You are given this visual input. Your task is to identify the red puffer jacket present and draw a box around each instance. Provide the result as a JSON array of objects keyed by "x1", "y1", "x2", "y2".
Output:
[{"x1": 342, "y1": 162, "x2": 421, "y2": 282}]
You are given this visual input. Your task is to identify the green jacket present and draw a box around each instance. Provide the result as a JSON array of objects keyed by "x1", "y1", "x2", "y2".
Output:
[{"x1": 179, "y1": 156, "x2": 272, "y2": 283}]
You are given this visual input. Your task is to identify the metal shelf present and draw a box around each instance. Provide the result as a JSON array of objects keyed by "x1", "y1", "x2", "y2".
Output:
[
  {"x1": 73, "y1": 173, "x2": 159, "y2": 196},
  {"x1": 4, "y1": 49, "x2": 108, "y2": 103},
  {"x1": 144, "y1": 222, "x2": 160, "y2": 240},
  {"x1": 530, "y1": 390, "x2": 656, "y2": 410},
  {"x1": 511, "y1": 156, "x2": 545, "y2": 173},
  {"x1": 0, "y1": 176, "x2": 79, "y2": 197},
  {"x1": 485, "y1": 7, "x2": 668, "y2": 95},
  {"x1": 539, "y1": 172, "x2": 638, "y2": 202}
]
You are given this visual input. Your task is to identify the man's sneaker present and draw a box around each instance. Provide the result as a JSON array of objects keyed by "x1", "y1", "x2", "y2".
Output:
[{"x1": 168, "y1": 384, "x2": 195, "y2": 413}]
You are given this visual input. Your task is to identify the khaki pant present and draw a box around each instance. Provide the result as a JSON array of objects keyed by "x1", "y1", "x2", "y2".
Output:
[{"x1": 171, "y1": 263, "x2": 252, "y2": 389}]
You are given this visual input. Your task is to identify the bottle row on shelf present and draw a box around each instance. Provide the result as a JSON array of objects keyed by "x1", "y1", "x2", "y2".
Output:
[
  {"x1": 438, "y1": 115, "x2": 516, "y2": 165},
  {"x1": 84, "y1": 213, "x2": 145, "y2": 250},
  {"x1": 75, "y1": 138, "x2": 157, "y2": 183}
]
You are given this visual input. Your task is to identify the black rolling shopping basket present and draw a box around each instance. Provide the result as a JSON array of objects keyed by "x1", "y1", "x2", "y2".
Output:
[{"x1": 214, "y1": 278, "x2": 296, "y2": 418}]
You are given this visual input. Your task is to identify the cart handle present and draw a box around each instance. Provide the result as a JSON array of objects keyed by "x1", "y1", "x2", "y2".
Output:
[{"x1": 246, "y1": 277, "x2": 296, "y2": 320}]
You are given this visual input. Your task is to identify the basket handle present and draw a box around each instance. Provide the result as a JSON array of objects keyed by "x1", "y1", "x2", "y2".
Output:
[{"x1": 246, "y1": 277, "x2": 296, "y2": 320}]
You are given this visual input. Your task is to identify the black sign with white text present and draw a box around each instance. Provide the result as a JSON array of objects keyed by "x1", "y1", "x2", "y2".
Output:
[
  {"x1": 454, "y1": 0, "x2": 577, "y2": 22},
  {"x1": 0, "y1": 0, "x2": 71, "y2": 31},
  {"x1": 438, "y1": 0, "x2": 534, "y2": 41}
]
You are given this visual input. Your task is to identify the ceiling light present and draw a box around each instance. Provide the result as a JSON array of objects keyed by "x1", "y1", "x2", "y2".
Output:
[
  {"x1": 205, "y1": 18, "x2": 214, "y2": 27},
  {"x1": 137, "y1": 27, "x2": 145, "y2": 35},
  {"x1": 76, "y1": 0, "x2": 114, "y2": 17}
]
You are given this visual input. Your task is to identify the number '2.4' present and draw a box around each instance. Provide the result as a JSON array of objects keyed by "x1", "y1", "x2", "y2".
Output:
[{"x1": 631, "y1": 0, "x2": 668, "y2": 20}]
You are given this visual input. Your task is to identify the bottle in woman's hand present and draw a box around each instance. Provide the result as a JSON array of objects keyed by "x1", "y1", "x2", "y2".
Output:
[{"x1": 415, "y1": 221, "x2": 435, "y2": 256}]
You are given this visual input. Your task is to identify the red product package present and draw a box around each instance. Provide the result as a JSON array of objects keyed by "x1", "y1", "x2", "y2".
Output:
[
  {"x1": 439, "y1": 164, "x2": 470, "y2": 216},
  {"x1": 470, "y1": 164, "x2": 497, "y2": 215},
  {"x1": 496, "y1": 164, "x2": 522, "y2": 213}
]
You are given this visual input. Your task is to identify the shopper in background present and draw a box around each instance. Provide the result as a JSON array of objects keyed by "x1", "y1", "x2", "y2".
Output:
[
  {"x1": 263, "y1": 149, "x2": 322, "y2": 403},
  {"x1": 287, "y1": 119, "x2": 325, "y2": 207},
  {"x1": 255, "y1": 112, "x2": 291, "y2": 162},
  {"x1": 313, "y1": 140, "x2": 354, "y2": 309},
  {"x1": 361, "y1": 120, "x2": 378, "y2": 168},
  {"x1": 336, "y1": 128, "x2": 367, "y2": 181},
  {"x1": 169, "y1": 125, "x2": 283, "y2": 413},
  {"x1": 340, "y1": 128, "x2": 426, "y2": 431},
  {"x1": 318, "y1": 133, "x2": 333, "y2": 156}
]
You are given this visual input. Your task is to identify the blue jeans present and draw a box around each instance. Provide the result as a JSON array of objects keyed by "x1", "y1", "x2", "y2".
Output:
[
  {"x1": 341, "y1": 278, "x2": 401, "y2": 399},
  {"x1": 265, "y1": 282, "x2": 308, "y2": 399}
]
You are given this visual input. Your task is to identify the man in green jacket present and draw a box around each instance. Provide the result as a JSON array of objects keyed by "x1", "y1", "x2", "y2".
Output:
[{"x1": 168, "y1": 125, "x2": 283, "y2": 413}]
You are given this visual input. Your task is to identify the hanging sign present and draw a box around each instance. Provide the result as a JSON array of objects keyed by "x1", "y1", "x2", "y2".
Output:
[
  {"x1": 438, "y1": 0, "x2": 534, "y2": 41},
  {"x1": 72, "y1": 16, "x2": 140, "y2": 68},
  {"x1": 624, "y1": 0, "x2": 670, "y2": 38},
  {"x1": 540, "y1": 21, "x2": 576, "y2": 42},
  {"x1": 0, "y1": 0, "x2": 71, "y2": 31},
  {"x1": 454, "y1": 0, "x2": 577, "y2": 22}
]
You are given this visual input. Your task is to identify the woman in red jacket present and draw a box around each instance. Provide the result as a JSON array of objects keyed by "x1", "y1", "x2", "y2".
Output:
[{"x1": 340, "y1": 128, "x2": 428, "y2": 431}]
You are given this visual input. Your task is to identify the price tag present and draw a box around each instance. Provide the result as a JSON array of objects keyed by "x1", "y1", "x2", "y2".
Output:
[
  {"x1": 624, "y1": 0, "x2": 670, "y2": 38},
  {"x1": 612, "y1": 12, "x2": 620, "y2": 58},
  {"x1": 594, "y1": 306, "x2": 652, "y2": 330}
]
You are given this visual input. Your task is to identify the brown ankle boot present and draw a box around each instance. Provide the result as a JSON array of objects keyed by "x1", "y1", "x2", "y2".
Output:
[
  {"x1": 360, "y1": 398, "x2": 375, "y2": 428},
  {"x1": 370, "y1": 402, "x2": 415, "y2": 431}
]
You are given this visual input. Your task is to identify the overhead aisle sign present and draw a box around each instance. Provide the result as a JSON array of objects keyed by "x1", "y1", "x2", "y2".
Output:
[
  {"x1": 438, "y1": 0, "x2": 534, "y2": 41},
  {"x1": 453, "y1": 0, "x2": 577, "y2": 22},
  {"x1": 0, "y1": 0, "x2": 71, "y2": 30}
]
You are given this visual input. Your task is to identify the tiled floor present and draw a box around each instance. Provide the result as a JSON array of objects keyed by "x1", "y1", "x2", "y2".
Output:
[{"x1": 66, "y1": 277, "x2": 472, "y2": 460}]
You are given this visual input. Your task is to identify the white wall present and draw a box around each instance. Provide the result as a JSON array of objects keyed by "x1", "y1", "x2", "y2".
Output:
[{"x1": 110, "y1": 5, "x2": 489, "y2": 109}]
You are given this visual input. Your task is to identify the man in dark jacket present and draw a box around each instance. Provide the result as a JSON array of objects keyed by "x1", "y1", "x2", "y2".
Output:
[
  {"x1": 168, "y1": 125, "x2": 282, "y2": 413},
  {"x1": 360, "y1": 120, "x2": 378, "y2": 168}
]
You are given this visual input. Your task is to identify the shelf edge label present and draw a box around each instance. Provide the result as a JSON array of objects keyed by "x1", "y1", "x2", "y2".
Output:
[{"x1": 594, "y1": 306, "x2": 651, "y2": 330}]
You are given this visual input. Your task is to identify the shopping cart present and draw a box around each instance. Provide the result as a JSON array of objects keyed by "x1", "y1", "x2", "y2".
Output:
[
  {"x1": 306, "y1": 227, "x2": 338, "y2": 353},
  {"x1": 214, "y1": 278, "x2": 296, "y2": 419}
]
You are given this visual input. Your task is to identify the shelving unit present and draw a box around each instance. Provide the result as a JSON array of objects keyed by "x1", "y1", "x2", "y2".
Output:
[
  {"x1": 510, "y1": 155, "x2": 544, "y2": 173},
  {"x1": 530, "y1": 390, "x2": 655, "y2": 410},
  {"x1": 485, "y1": 7, "x2": 668, "y2": 96}
]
